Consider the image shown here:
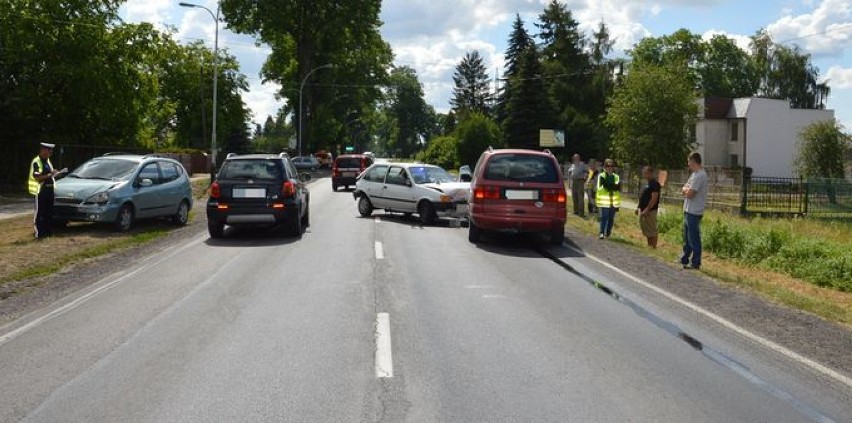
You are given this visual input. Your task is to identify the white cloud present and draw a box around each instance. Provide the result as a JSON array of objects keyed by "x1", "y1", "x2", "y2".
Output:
[
  {"x1": 701, "y1": 29, "x2": 752, "y2": 51},
  {"x1": 121, "y1": 0, "x2": 171, "y2": 28},
  {"x1": 767, "y1": 0, "x2": 852, "y2": 56},
  {"x1": 824, "y1": 66, "x2": 852, "y2": 89}
]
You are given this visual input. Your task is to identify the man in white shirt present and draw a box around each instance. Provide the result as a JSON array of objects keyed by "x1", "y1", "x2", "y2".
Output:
[
  {"x1": 681, "y1": 152, "x2": 708, "y2": 270},
  {"x1": 568, "y1": 154, "x2": 588, "y2": 217}
]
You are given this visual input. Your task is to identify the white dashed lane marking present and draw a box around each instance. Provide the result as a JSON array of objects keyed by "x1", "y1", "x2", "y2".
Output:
[{"x1": 375, "y1": 313, "x2": 393, "y2": 378}]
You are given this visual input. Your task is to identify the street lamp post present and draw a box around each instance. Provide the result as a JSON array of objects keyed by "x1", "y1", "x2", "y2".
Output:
[
  {"x1": 179, "y1": 1, "x2": 220, "y2": 171},
  {"x1": 298, "y1": 64, "x2": 333, "y2": 158}
]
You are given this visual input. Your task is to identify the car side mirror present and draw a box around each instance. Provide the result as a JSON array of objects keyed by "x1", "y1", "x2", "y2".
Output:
[
  {"x1": 460, "y1": 174, "x2": 472, "y2": 182},
  {"x1": 300, "y1": 173, "x2": 312, "y2": 182},
  {"x1": 138, "y1": 178, "x2": 154, "y2": 187},
  {"x1": 405, "y1": 179, "x2": 412, "y2": 187}
]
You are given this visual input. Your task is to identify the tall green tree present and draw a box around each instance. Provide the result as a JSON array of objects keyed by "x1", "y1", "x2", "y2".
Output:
[
  {"x1": 502, "y1": 45, "x2": 553, "y2": 149},
  {"x1": 700, "y1": 35, "x2": 759, "y2": 98},
  {"x1": 450, "y1": 51, "x2": 493, "y2": 116},
  {"x1": 382, "y1": 66, "x2": 435, "y2": 157},
  {"x1": 606, "y1": 64, "x2": 698, "y2": 168},
  {"x1": 221, "y1": 0, "x2": 393, "y2": 153},
  {"x1": 496, "y1": 14, "x2": 534, "y2": 124},
  {"x1": 795, "y1": 120, "x2": 849, "y2": 179}
]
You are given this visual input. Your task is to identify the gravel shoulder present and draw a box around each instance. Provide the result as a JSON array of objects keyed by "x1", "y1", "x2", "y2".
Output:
[{"x1": 563, "y1": 225, "x2": 852, "y2": 378}]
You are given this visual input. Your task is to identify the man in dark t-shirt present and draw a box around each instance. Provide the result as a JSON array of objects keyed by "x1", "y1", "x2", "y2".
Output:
[{"x1": 637, "y1": 166, "x2": 661, "y2": 248}]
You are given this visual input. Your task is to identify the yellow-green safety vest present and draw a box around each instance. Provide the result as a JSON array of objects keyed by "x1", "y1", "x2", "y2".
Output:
[
  {"x1": 596, "y1": 172, "x2": 621, "y2": 208},
  {"x1": 28, "y1": 156, "x2": 53, "y2": 196}
]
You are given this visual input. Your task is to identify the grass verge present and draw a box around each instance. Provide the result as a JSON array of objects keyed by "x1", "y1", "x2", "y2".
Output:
[{"x1": 566, "y1": 210, "x2": 852, "y2": 326}]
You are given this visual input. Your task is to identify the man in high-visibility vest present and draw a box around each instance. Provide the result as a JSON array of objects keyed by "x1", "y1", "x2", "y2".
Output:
[
  {"x1": 28, "y1": 142, "x2": 62, "y2": 239},
  {"x1": 595, "y1": 158, "x2": 621, "y2": 239}
]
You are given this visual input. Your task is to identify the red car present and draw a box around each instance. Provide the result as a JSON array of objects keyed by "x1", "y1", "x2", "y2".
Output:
[
  {"x1": 332, "y1": 154, "x2": 373, "y2": 191},
  {"x1": 468, "y1": 148, "x2": 567, "y2": 245}
]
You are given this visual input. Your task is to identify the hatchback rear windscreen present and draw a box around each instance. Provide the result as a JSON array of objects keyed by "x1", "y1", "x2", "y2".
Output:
[
  {"x1": 484, "y1": 155, "x2": 558, "y2": 183},
  {"x1": 336, "y1": 158, "x2": 362, "y2": 168},
  {"x1": 218, "y1": 160, "x2": 282, "y2": 180}
]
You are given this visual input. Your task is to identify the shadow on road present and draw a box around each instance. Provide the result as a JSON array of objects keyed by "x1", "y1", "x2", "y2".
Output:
[{"x1": 204, "y1": 226, "x2": 303, "y2": 248}]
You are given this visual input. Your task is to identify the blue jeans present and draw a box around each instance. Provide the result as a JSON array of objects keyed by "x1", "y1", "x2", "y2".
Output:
[
  {"x1": 599, "y1": 207, "x2": 616, "y2": 236},
  {"x1": 681, "y1": 213, "x2": 703, "y2": 268}
]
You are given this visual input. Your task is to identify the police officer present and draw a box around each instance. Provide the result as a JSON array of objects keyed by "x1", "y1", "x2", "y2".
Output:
[
  {"x1": 596, "y1": 158, "x2": 621, "y2": 239},
  {"x1": 29, "y1": 142, "x2": 62, "y2": 238}
]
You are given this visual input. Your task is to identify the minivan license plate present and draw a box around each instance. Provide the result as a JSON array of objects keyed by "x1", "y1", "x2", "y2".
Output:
[
  {"x1": 233, "y1": 188, "x2": 266, "y2": 198},
  {"x1": 505, "y1": 189, "x2": 538, "y2": 200}
]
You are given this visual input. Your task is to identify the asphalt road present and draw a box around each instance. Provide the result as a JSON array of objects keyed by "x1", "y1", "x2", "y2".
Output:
[{"x1": 0, "y1": 176, "x2": 849, "y2": 422}]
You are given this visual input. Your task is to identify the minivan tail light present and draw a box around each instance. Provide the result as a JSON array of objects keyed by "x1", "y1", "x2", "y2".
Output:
[
  {"x1": 210, "y1": 182, "x2": 221, "y2": 199},
  {"x1": 543, "y1": 189, "x2": 566, "y2": 203},
  {"x1": 282, "y1": 181, "x2": 296, "y2": 198},
  {"x1": 473, "y1": 186, "x2": 501, "y2": 202}
]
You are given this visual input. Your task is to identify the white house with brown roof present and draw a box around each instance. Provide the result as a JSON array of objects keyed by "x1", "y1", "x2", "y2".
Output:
[{"x1": 694, "y1": 97, "x2": 835, "y2": 176}]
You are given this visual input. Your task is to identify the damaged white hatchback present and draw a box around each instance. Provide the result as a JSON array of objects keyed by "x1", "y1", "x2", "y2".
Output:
[{"x1": 353, "y1": 162, "x2": 470, "y2": 225}]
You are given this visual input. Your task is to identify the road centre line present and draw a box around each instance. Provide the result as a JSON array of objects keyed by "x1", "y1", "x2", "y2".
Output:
[
  {"x1": 561, "y1": 243, "x2": 852, "y2": 390},
  {"x1": 374, "y1": 241, "x2": 384, "y2": 260},
  {"x1": 375, "y1": 313, "x2": 394, "y2": 378},
  {"x1": 0, "y1": 234, "x2": 207, "y2": 347}
]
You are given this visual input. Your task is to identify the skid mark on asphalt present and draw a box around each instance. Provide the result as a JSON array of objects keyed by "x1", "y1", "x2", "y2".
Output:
[{"x1": 535, "y1": 246, "x2": 836, "y2": 423}]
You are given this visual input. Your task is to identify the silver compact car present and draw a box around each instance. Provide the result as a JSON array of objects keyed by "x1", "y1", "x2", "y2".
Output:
[
  {"x1": 53, "y1": 154, "x2": 193, "y2": 231},
  {"x1": 353, "y1": 163, "x2": 470, "y2": 224}
]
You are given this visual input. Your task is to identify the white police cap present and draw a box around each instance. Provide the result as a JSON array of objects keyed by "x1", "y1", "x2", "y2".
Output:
[{"x1": 40, "y1": 142, "x2": 55, "y2": 149}]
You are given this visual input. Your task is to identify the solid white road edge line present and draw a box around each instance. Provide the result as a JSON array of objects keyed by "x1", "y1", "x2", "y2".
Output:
[
  {"x1": 375, "y1": 241, "x2": 384, "y2": 260},
  {"x1": 0, "y1": 234, "x2": 207, "y2": 347},
  {"x1": 375, "y1": 312, "x2": 393, "y2": 378},
  {"x1": 562, "y1": 243, "x2": 852, "y2": 390}
]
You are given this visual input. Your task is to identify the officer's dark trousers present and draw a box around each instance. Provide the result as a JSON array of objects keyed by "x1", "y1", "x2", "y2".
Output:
[{"x1": 34, "y1": 186, "x2": 54, "y2": 238}]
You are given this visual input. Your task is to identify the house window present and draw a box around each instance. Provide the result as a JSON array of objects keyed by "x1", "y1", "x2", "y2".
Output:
[
  {"x1": 731, "y1": 121, "x2": 739, "y2": 141},
  {"x1": 730, "y1": 154, "x2": 739, "y2": 167}
]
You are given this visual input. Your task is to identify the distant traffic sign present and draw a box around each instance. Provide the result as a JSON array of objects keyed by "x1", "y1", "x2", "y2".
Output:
[{"x1": 345, "y1": 146, "x2": 355, "y2": 152}]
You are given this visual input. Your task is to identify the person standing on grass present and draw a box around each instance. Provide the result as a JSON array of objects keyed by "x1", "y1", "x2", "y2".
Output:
[
  {"x1": 586, "y1": 159, "x2": 599, "y2": 215},
  {"x1": 681, "y1": 152, "x2": 708, "y2": 269},
  {"x1": 596, "y1": 159, "x2": 621, "y2": 239},
  {"x1": 637, "y1": 166, "x2": 661, "y2": 248},
  {"x1": 568, "y1": 154, "x2": 588, "y2": 217},
  {"x1": 28, "y1": 142, "x2": 63, "y2": 239}
]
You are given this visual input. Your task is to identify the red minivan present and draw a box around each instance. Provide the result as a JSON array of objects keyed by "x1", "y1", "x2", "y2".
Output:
[
  {"x1": 468, "y1": 148, "x2": 567, "y2": 244},
  {"x1": 332, "y1": 154, "x2": 373, "y2": 191}
]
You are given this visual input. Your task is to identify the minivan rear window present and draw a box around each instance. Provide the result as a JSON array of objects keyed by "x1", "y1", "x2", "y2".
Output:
[
  {"x1": 336, "y1": 158, "x2": 362, "y2": 168},
  {"x1": 484, "y1": 155, "x2": 558, "y2": 183},
  {"x1": 218, "y1": 160, "x2": 283, "y2": 180}
]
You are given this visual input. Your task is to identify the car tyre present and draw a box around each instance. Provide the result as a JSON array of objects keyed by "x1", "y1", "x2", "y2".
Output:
[
  {"x1": 332, "y1": 184, "x2": 338, "y2": 192},
  {"x1": 290, "y1": 212, "x2": 303, "y2": 237},
  {"x1": 358, "y1": 196, "x2": 373, "y2": 217},
  {"x1": 550, "y1": 229, "x2": 565, "y2": 245},
  {"x1": 172, "y1": 200, "x2": 190, "y2": 226},
  {"x1": 418, "y1": 201, "x2": 436, "y2": 225},
  {"x1": 208, "y1": 220, "x2": 225, "y2": 238},
  {"x1": 468, "y1": 221, "x2": 482, "y2": 243},
  {"x1": 301, "y1": 201, "x2": 310, "y2": 227},
  {"x1": 115, "y1": 204, "x2": 134, "y2": 232}
]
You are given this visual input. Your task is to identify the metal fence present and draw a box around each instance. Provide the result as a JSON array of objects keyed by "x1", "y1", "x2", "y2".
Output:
[{"x1": 617, "y1": 164, "x2": 852, "y2": 220}]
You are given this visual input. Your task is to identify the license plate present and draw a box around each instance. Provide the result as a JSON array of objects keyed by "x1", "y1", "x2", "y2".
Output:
[
  {"x1": 504, "y1": 189, "x2": 538, "y2": 200},
  {"x1": 233, "y1": 188, "x2": 266, "y2": 198},
  {"x1": 342, "y1": 172, "x2": 357, "y2": 177}
]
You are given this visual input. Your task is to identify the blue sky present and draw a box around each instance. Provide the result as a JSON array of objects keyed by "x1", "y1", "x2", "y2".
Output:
[{"x1": 120, "y1": 0, "x2": 852, "y2": 126}]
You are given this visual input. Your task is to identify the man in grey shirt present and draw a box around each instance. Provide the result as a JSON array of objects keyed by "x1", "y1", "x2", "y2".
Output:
[
  {"x1": 568, "y1": 154, "x2": 588, "y2": 217},
  {"x1": 681, "y1": 152, "x2": 708, "y2": 269}
]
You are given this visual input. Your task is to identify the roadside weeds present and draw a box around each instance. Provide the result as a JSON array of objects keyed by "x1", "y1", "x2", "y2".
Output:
[{"x1": 565, "y1": 213, "x2": 852, "y2": 326}]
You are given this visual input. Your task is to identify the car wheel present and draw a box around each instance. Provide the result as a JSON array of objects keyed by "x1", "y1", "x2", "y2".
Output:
[
  {"x1": 208, "y1": 220, "x2": 225, "y2": 238},
  {"x1": 418, "y1": 201, "x2": 436, "y2": 225},
  {"x1": 290, "y1": 211, "x2": 303, "y2": 237},
  {"x1": 468, "y1": 221, "x2": 482, "y2": 243},
  {"x1": 358, "y1": 196, "x2": 373, "y2": 217},
  {"x1": 550, "y1": 229, "x2": 565, "y2": 245},
  {"x1": 115, "y1": 204, "x2": 134, "y2": 232},
  {"x1": 332, "y1": 184, "x2": 338, "y2": 192},
  {"x1": 172, "y1": 200, "x2": 190, "y2": 226},
  {"x1": 301, "y1": 201, "x2": 310, "y2": 227}
]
